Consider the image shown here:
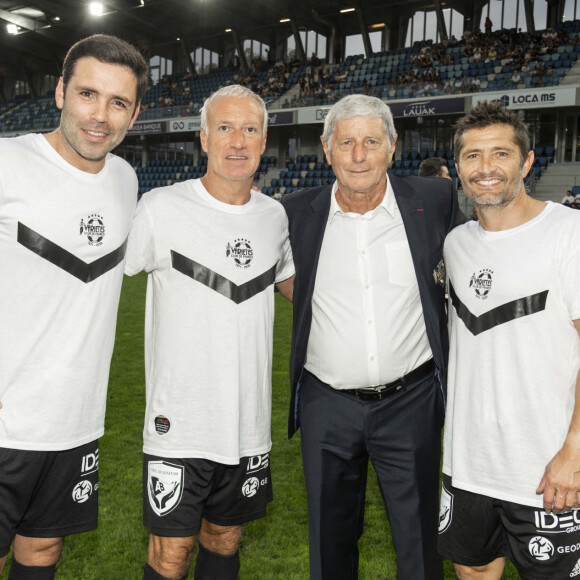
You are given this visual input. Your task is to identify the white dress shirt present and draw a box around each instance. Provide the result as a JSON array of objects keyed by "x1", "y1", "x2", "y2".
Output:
[{"x1": 304, "y1": 178, "x2": 433, "y2": 389}]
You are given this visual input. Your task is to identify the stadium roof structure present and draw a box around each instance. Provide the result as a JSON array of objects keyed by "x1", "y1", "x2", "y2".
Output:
[{"x1": 0, "y1": 0, "x2": 487, "y2": 81}]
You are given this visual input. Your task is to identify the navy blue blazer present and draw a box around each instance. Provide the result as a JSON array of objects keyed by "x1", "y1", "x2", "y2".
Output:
[{"x1": 282, "y1": 175, "x2": 465, "y2": 438}]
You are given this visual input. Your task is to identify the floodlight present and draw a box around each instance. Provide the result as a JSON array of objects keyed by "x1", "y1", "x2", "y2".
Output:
[{"x1": 89, "y1": 3, "x2": 104, "y2": 16}]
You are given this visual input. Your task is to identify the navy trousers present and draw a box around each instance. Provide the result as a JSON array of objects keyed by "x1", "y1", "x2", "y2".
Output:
[{"x1": 299, "y1": 370, "x2": 445, "y2": 580}]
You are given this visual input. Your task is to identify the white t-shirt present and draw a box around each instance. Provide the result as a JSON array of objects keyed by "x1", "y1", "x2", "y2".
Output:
[
  {"x1": 0, "y1": 133, "x2": 137, "y2": 451},
  {"x1": 125, "y1": 179, "x2": 294, "y2": 464},
  {"x1": 443, "y1": 202, "x2": 580, "y2": 507}
]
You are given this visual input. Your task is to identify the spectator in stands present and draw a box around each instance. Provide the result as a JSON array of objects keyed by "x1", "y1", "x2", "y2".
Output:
[
  {"x1": 562, "y1": 190, "x2": 575, "y2": 205},
  {"x1": 419, "y1": 157, "x2": 451, "y2": 179},
  {"x1": 510, "y1": 70, "x2": 523, "y2": 85},
  {"x1": 485, "y1": 16, "x2": 493, "y2": 34}
]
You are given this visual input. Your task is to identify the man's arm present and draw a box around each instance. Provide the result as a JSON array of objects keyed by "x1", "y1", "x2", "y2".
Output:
[
  {"x1": 276, "y1": 274, "x2": 295, "y2": 302},
  {"x1": 536, "y1": 318, "x2": 580, "y2": 512}
]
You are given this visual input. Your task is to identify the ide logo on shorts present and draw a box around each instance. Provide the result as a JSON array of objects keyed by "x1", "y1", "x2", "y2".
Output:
[
  {"x1": 529, "y1": 536, "x2": 555, "y2": 561},
  {"x1": 81, "y1": 450, "x2": 99, "y2": 475},
  {"x1": 147, "y1": 461, "x2": 184, "y2": 516},
  {"x1": 246, "y1": 453, "x2": 269, "y2": 474},
  {"x1": 72, "y1": 480, "x2": 94, "y2": 504}
]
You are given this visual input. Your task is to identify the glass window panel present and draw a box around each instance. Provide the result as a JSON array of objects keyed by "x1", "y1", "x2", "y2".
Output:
[
  {"x1": 287, "y1": 34, "x2": 296, "y2": 61},
  {"x1": 369, "y1": 31, "x2": 381, "y2": 52},
  {"x1": 504, "y1": 0, "x2": 516, "y2": 29},
  {"x1": 488, "y1": 1, "x2": 503, "y2": 32},
  {"x1": 451, "y1": 9, "x2": 463, "y2": 39},
  {"x1": 534, "y1": 0, "x2": 547, "y2": 30},
  {"x1": 345, "y1": 34, "x2": 365, "y2": 57},
  {"x1": 405, "y1": 21, "x2": 412, "y2": 47},
  {"x1": 564, "y1": 0, "x2": 575, "y2": 20},
  {"x1": 317, "y1": 34, "x2": 327, "y2": 60},
  {"x1": 307, "y1": 31, "x2": 317, "y2": 58},
  {"x1": 424, "y1": 10, "x2": 437, "y2": 43},
  {"x1": 414, "y1": 11, "x2": 425, "y2": 43}
]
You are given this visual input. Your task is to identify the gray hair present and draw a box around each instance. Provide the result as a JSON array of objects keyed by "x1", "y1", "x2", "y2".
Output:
[
  {"x1": 322, "y1": 94, "x2": 397, "y2": 149},
  {"x1": 200, "y1": 85, "x2": 268, "y2": 137}
]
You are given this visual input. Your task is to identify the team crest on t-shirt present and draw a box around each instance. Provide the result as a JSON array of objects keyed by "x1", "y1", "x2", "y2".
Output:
[
  {"x1": 79, "y1": 214, "x2": 106, "y2": 247},
  {"x1": 147, "y1": 460, "x2": 184, "y2": 516},
  {"x1": 226, "y1": 238, "x2": 253, "y2": 269},
  {"x1": 469, "y1": 268, "x2": 493, "y2": 300}
]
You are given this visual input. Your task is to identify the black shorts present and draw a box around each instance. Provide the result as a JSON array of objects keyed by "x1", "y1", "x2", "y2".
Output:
[
  {"x1": 143, "y1": 452, "x2": 273, "y2": 537},
  {"x1": 0, "y1": 440, "x2": 99, "y2": 558},
  {"x1": 438, "y1": 474, "x2": 580, "y2": 579}
]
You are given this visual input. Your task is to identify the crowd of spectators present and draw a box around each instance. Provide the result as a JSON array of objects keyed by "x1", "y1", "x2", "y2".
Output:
[{"x1": 562, "y1": 189, "x2": 580, "y2": 209}]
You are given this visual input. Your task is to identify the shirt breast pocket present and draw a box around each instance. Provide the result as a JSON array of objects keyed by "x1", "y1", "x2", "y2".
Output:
[{"x1": 385, "y1": 240, "x2": 416, "y2": 288}]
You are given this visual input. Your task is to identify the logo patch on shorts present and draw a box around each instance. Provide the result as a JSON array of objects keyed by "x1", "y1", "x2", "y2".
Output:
[
  {"x1": 438, "y1": 484, "x2": 453, "y2": 533},
  {"x1": 246, "y1": 453, "x2": 269, "y2": 474},
  {"x1": 529, "y1": 536, "x2": 555, "y2": 561},
  {"x1": 147, "y1": 461, "x2": 184, "y2": 517},
  {"x1": 241, "y1": 477, "x2": 260, "y2": 498},
  {"x1": 72, "y1": 480, "x2": 94, "y2": 503}
]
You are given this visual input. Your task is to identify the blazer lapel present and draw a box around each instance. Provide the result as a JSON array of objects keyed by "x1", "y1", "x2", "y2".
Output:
[
  {"x1": 390, "y1": 176, "x2": 427, "y2": 275},
  {"x1": 298, "y1": 187, "x2": 332, "y2": 302}
]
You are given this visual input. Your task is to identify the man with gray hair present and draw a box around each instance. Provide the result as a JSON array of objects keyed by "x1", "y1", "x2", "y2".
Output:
[
  {"x1": 282, "y1": 94, "x2": 464, "y2": 579},
  {"x1": 125, "y1": 85, "x2": 294, "y2": 580}
]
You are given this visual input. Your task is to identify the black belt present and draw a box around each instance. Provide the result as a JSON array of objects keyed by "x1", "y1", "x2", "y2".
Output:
[{"x1": 340, "y1": 359, "x2": 435, "y2": 401}]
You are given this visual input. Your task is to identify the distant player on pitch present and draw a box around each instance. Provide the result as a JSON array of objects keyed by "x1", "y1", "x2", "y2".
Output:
[
  {"x1": 0, "y1": 35, "x2": 148, "y2": 579},
  {"x1": 439, "y1": 101, "x2": 580, "y2": 579},
  {"x1": 125, "y1": 85, "x2": 294, "y2": 580}
]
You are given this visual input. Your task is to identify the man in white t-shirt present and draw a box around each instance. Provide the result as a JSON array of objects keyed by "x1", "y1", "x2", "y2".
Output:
[
  {"x1": 0, "y1": 35, "x2": 148, "y2": 580},
  {"x1": 438, "y1": 101, "x2": 580, "y2": 579},
  {"x1": 125, "y1": 85, "x2": 294, "y2": 580}
]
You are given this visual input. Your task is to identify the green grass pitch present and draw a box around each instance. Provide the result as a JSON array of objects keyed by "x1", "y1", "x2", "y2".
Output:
[{"x1": 5, "y1": 273, "x2": 518, "y2": 578}]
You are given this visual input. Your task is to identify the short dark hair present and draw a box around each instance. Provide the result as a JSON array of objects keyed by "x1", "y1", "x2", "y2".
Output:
[
  {"x1": 454, "y1": 100, "x2": 530, "y2": 165},
  {"x1": 418, "y1": 156, "x2": 447, "y2": 177},
  {"x1": 62, "y1": 34, "x2": 150, "y2": 104}
]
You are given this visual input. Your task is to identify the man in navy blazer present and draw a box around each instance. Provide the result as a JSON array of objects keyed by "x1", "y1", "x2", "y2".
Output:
[{"x1": 282, "y1": 95, "x2": 464, "y2": 580}]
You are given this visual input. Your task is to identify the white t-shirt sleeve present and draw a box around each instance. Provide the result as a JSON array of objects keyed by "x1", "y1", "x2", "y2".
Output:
[
  {"x1": 125, "y1": 198, "x2": 156, "y2": 275},
  {"x1": 275, "y1": 225, "x2": 295, "y2": 283},
  {"x1": 561, "y1": 216, "x2": 580, "y2": 320}
]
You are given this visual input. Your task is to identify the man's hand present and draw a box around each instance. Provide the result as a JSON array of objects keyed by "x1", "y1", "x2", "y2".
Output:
[{"x1": 537, "y1": 438, "x2": 580, "y2": 513}]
